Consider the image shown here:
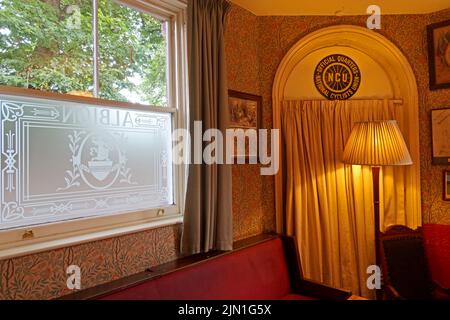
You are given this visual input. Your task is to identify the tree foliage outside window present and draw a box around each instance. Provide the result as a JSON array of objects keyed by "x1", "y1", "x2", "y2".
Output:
[{"x1": 0, "y1": 0, "x2": 168, "y2": 106}]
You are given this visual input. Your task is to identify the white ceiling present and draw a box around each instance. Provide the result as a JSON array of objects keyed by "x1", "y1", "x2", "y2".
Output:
[{"x1": 229, "y1": 0, "x2": 450, "y2": 16}]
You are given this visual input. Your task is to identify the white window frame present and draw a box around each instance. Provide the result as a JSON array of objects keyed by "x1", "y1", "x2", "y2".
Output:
[{"x1": 0, "y1": 0, "x2": 188, "y2": 259}]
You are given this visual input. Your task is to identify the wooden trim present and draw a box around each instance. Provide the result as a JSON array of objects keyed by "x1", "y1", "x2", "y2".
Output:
[
  {"x1": 58, "y1": 233, "x2": 278, "y2": 300},
  {"x1": 427, "y1": 19, "x2": 450, "y2": 91},
  {"x1": 298, "y1": 279, "x2": 352, "y2": 300},
  {"x1": 281, "y1": 235, "x2": 304, "y2": 291},
  {"x1": 0, "y1": 215, "x2": 183, "y2": 260},
  {"x1": 0, "y1": 86, "x2": 177, "y2": 113},
  {"x1": 281, "y1": 235, "x2": 352, "y2": 300}
]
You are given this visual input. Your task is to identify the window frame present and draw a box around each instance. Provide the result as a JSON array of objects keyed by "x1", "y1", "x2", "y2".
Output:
[{"x1": 0, "y1": 0, "x2": 188, "y2": 259}]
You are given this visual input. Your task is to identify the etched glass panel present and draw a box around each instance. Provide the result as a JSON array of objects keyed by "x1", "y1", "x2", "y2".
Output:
[
  {"x1": 0, "y1": 0, "x2": 94, "y2": 94},
  {"x1": 0, "y1": 95, "x2": 173, "y2": 230}
]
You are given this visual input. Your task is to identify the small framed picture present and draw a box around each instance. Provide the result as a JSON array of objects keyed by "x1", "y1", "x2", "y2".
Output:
[
  {"x1": 444, "y1": 171, "x2": 450, "y2": 201},
  {"x1": 228, "y1": 90, "x2": 262, "y2": 161},
  {"x1": 427, "y1": 19, "x2": 450, "y2": 90},
  {"x1": 431, "y1": 109, "x2": 450, "y2": 165}
]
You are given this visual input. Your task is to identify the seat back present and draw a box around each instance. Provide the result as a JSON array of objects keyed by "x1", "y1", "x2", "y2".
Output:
[
  {"x1": 99, "y1": 237, "x2": 292, "y2": 300},
  {"x1": 423, "y1": 224, "x2": 450, "y2": 288},
  {"x1": 380, "y1": 226, "x2": 433, "y2": 300}
]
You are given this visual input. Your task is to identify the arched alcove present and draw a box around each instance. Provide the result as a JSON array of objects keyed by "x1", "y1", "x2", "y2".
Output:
[
  {"x1": 284, "y1": 46, "x2": 394, "y2": 99},
  {"x1": 272, "y1": 25, "x2": 421, "y2": 232}
]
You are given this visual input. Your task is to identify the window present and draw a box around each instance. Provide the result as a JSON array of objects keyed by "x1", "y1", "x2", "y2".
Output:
[
  {"x1": 0, "y1": 0, "x2": 187, "y2": 258},
  {"x1": 0, "y1": 0, "x2": 169, "y2": 106},
  {"x1": 98, "y1": 0, "x2": 169, "y2": 106},
  {"x1": 0, "y1": 0, "x2": 94, "y2": 94}
]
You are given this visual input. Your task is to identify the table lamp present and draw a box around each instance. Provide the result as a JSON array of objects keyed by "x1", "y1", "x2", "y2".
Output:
[{"x1": 342, "y1": 120, "x2": 413, "y2": 299}]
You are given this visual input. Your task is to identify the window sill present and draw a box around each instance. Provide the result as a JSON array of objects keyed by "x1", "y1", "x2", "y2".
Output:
[{"x1": 0, "y1": 215, "x2": 183, "y2": 260}]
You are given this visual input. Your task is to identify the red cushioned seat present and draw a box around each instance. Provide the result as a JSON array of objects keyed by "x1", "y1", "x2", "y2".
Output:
[
  {"x1": 101, "y1": 238, "x2": 292, "y2": 300},
  {"x1": 423, "y1": 224, "x2": 450, "y2": 288},
  {"x1": 280, "y1": 294, "x2": 317, "y2": 300}
]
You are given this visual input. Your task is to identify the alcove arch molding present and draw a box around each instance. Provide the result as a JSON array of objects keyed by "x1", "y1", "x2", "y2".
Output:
[{"x1": 272, "y1": 25, "x2": 421, "y2": 232}]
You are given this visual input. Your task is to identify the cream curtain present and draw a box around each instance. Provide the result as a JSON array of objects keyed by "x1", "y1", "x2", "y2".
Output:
[{"x1": 281, "y1": 100, "x2": 421, "y2": 298}]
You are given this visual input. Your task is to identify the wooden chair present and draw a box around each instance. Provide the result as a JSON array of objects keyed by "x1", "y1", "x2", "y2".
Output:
[{"x1": 379, "y1": 225, "x2": 450, "y2": 300}]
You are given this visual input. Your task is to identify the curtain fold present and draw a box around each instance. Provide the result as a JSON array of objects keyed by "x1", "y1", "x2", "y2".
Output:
[
  {"x1": 281, "y1": 100, "x2": 421, "y2": 298},
  {"x1": 181, "y1": 0, "x2": 232, "y2": 255}
]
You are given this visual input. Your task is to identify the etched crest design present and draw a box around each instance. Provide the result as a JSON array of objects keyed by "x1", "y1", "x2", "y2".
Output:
[{"x1": 58, "y1": 131, "x2": 136, "y2": 191}]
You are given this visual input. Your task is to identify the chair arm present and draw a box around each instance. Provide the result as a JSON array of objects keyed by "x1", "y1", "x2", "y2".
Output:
[
  {"x1": 296, "y1": 279, "x2": 352, "y2": 300},
  {"x1": 433, "y1": 281, "x2": 450, "y2": 299},
  {"x1": 384, "y1": 285, "x2": 405, "y2": 300}
]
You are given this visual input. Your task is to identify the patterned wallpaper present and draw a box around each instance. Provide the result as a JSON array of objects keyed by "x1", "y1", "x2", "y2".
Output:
[
  {"x1": 0, "y1": 5, "x2": 266, "y2": 301},
  {"x1": 0, "y1": 224, "x2": 181, "y2": 299},
  {"x1": 226, "y1": 5, "x2": 276, "y2": 240},
  {"x1": 423, "y1": 10, "x2": 450, "y2": 223},
  {"x1": 253, "y1": 8, "x2": 450, "y2": 225},
  {"x1": 227, "y1": 5, "x2": 449, "y2": 241},
  {"x1": 0, "y1": 4, "x2": 449, "y2": 300}
]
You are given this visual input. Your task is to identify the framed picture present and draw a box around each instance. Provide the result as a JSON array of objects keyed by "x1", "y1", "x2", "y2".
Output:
[
  {"x1": 431, "y1": 109, "x2": 450, "y2": 165},
  {"x1": 228, "y1": 90, "x2": 262, "y2": 161},
  {"x1": 444, "y1": 171, "x2": 450, "y2": 201},
  {"x1": 427, "y1": 19, "x2": 450, "y2": 90}
]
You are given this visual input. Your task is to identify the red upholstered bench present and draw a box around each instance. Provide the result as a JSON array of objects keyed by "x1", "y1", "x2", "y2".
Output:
[
  {"x1": 423, "y1": 224, "x2": 450, "y2": 288},
  {"x1": 60, "y1": 234, "x2": 351, "y2": 300}
]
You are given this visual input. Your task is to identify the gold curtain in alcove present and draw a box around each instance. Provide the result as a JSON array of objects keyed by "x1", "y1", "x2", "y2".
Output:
[{"x1": 280, "y1": 100, "x2": 421, "y2": 298}]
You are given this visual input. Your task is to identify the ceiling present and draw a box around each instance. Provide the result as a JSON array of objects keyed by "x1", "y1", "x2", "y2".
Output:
[{"x1": 229, "y1": 0, "x2": 450, "y2": 16}]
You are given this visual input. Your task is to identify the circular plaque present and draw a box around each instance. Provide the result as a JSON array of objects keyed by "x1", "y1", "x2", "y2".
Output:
[{"x1": 314, "y1": 54, "x2": 361, "y2": 100}]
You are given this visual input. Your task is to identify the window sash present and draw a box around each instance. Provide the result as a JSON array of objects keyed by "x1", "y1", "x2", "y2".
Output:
[
  {"x1": 0, "y1": 85, "x2": 183, "y2": 258},
  {"x1": 0, "y1": 0, "x2": 188, "y2": 258}
]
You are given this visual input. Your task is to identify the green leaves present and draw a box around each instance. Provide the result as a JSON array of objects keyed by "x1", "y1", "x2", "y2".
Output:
[{"x1": 0, "y1": 0, "x2": 167, "y2": 106}]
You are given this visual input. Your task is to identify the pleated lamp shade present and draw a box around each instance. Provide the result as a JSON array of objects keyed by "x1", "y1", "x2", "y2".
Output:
[{"x1": 343, "y1": 120, "x2": 413, "y2": 166}]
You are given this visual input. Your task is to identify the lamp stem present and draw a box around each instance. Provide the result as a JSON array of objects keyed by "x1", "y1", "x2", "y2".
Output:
[{"x1": 372, "y1": 166, "x2": 382, "y2": 300}]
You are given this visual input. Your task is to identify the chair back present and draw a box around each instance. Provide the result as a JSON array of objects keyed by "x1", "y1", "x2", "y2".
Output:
[{"x1": 380, "y1": 226, "x2": 433, "y2": 300}]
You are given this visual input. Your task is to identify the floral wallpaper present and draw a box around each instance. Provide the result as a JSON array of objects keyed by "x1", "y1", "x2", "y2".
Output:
[
  {"x1": 253, "y1": 8, "x2": 450, "y2": 225},
  {"x1": 227, "y1": 5, "x2": 450, "y2": 241},
  {"x1": 0, "y1": 4, "x2": 449, "y2": 300},
  {"x1": 0, "y1": 225, "x2": 181, "y2": 300},
  {"x1": 226, "y1": 5, "x2": 276, "y2": 240}
]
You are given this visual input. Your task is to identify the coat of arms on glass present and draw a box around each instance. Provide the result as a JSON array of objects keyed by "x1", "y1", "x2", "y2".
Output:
[{"x1": 0, "y1": 95, "x2": 173, "y2": 230}]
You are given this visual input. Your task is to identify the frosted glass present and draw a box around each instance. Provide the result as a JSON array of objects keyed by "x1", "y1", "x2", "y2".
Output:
[{"x1": 0, "y1": 95, "x2": 173, "y2": 230}]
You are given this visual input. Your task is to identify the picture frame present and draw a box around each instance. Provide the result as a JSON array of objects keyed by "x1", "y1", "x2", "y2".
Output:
[
  {"x1": 431, "y1": 108, "x2": 450, "y2": 165},
  {"x1": 427, "y1": 19, "x2": 450, "y2": 90},
  {"x1": 227, "y1": 90, "x2": 262, "y2": 161},
  {"x1": 444, "y1": 171, "x2": 450, "y2": 201}
]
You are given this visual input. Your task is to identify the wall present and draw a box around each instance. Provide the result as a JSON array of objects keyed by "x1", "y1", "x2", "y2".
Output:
[
  {"x1": 0, "y1": 4, "x2": 267, "y2": 300},
  {"x1": 255, "y1": 9, "x2": 450, "y2": 224},
  {"x1": 0, "y1": 4, "x2": 449, "y2": 300},
  {"x1": 0, "y1": 224, "x2": 181, "y2": 299},
  {"x1": 423, "y1": 10, "x2": 450, "y2": 223},
  {"x1": 226, "y1": 5, "x2": 276, "y2": 240}
]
